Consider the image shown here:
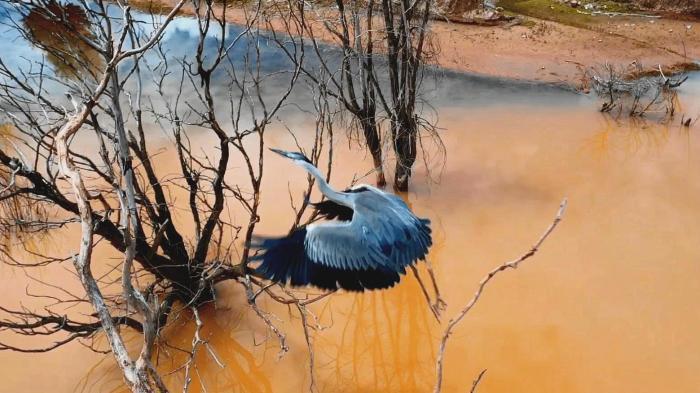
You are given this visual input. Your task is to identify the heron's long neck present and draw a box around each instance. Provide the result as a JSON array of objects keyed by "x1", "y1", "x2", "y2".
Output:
[{"x1": 299, "y1": 161, "x2": 351, "y2": 206}]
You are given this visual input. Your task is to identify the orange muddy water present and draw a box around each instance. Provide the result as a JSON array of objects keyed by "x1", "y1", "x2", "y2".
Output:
[{"x1": 3, "y1": 78, "x2": 700, "y2": 392}]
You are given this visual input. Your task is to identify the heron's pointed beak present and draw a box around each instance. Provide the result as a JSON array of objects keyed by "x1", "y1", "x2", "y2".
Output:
[{"x1": 269, "y1": 148, "x2": 293, "y2": 159}]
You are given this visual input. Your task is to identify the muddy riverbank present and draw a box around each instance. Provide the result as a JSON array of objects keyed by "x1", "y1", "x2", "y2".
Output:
[{"x1": 137, "y1": 0, "x2": 700, "y2": 85}]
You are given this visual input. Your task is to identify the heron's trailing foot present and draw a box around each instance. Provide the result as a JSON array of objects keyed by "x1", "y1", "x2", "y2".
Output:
[
  {"x1": 429, "y1": 297, "x2": 447, "y2": 320},
  {"x1": 434, "y1": 297, "x2": 447, "y2": 313},
  {"x1": 411, "y1": 265, "x2": 445, "y2": 321}
]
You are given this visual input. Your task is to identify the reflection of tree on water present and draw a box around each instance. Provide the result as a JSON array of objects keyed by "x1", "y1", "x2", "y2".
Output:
[
  {"x1": 313, "y1": 279, "x2": 437, "y2": 392},
  {"x1": 156, "y1": 307, "x2": 274, "y2": 393},
  {"x1": 22, "y1": 1, "x2": 102, "y2": 80},
  {"x1": 77, "y1": 306, "x2": 274, "y2": 393},
  {"x1": 76, "y1": 283, "x2": 436, "y2": 392},
  {"x1": 581, "y1": 116, "x2": 685, "y2": 160},
  {"x1": 306, "y1": 194, "x2": 440, "y2": 391}
]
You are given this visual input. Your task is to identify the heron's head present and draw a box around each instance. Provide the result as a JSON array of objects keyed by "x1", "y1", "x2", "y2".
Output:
[{"x1": 269, "y1": 148, "x2": 313, "y2": 166}]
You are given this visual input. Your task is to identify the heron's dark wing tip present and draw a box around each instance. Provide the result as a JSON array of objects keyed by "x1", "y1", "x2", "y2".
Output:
[
  {"x1": 309, "y1": 264, "x2": 402, "y2": 292},
  {"x1": 252, "y1": 228, "x2": 308, "y2": 282}
]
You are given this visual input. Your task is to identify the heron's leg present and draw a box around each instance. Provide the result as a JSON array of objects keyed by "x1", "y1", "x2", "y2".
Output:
[
  {"x1": 424, "y1": 258, "x2": 447, "y2": 311},
  {"x1": 410, "y1": 265, "x2": 440, "y2": 322}
]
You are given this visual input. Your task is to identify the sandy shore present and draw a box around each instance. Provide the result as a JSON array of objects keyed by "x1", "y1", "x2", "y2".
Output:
[
  {"x1": 432, "y1": 15, "x2": 699, "y2": 84},
  {"x1": 141, "y1": 0, "x2": 700, "y2": 85}
]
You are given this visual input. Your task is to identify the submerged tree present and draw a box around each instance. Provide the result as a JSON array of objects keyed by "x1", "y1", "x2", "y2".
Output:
[
  {"x1": 381, "y1": 0, "x2": 436, "y2": 190},
  {"x1": 276, "y1": 0, "x2": 439, "y2": 190},
  {"x1": 589, "y1": 63, "x2": 688, "y2": 121}
]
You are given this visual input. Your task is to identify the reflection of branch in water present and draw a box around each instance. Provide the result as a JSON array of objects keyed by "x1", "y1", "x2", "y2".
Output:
[
  {"x1": 76, "y1": 354, "x2": 126, "y2": 393},
  {"x1": 399, "y1": 193, "x2": 447, "y2": 320},
  {"x1": 152, "y1": 307, "x2": 274, "y2": 393},
  {"x1": 313, "y1": 280, "x2": 437, "y2": 391},
  {"x1": 433, "y1": 199, "x2": 568, "y2": 393},
  {"x1": 581, "y1": 116, "x2": 686, "y2": 160}
]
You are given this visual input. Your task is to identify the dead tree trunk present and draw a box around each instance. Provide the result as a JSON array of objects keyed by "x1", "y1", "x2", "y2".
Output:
[
  {"x1": 381, "y1": 0, "x2": 431, "y2": 191},
  {"x1": 392, "y1": 112, "x2": 418, "y2": 191},
  {"x1": 360, "y1": 110, "x2": 386, "y2": 187}
]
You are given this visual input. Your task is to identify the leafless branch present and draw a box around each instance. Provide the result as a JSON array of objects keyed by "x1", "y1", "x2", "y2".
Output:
[
  {"x1": 470, "y1": 369, "x2": 487, "y2": 393},
  {"x1": 433, "y1": 198, "x2": 568, "y2": 393}
]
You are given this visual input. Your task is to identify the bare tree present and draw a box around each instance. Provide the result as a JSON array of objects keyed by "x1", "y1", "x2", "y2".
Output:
[
  {"x1": 0, "y1": 0, "x2": 319, "y2": 390},
  {"x1": 380, "y1": 0, "x2": 436, "y2": 190},
  {"x1": 274, "y1": 0, "x2": 440, "y2": 190},
  {"x1": 301, "y1": 0, "x2": 387, "y2": 187},
  {"x1": 1, "y1": 0, "x2": 191, "y2": 390}
]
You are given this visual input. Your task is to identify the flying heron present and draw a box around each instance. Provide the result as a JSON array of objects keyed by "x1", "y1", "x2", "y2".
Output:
[{"x1": 251, "y1": 148, "x2": 432, "y2": 291}]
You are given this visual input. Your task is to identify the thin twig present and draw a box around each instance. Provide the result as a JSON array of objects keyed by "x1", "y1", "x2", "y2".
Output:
[
  {"x1": 296, "y1": 303, "x2": 317, "y2": 393},
  {"x1": 243, "y1": 277, "x2": 289, "y2": 358},
  {"x1": 470, "y1": 369, "x2": 487, "y2": 393},
  {"x1": 433, "y1": 199, "x2": 568, "y2": 393}
]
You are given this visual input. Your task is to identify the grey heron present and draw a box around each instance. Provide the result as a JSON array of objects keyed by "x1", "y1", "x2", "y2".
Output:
[{"x1": 251, "y1": 148, "x2": 432, "y2": 291}]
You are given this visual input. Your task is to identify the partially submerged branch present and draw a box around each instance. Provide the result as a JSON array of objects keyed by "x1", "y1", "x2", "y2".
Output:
[
  {"x1": 433, "y1": 198, "x2": 568, "y2": 393},
  {"x1": 589, "y1": 63, "x2": 689, "y2": 120}
]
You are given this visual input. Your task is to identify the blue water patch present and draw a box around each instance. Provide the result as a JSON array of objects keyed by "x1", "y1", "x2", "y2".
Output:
[{"x1": 2, "y1": 2, "x2": 694, "y2": 116}]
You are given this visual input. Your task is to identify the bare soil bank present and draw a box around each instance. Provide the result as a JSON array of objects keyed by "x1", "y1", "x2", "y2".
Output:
[
  {"x1": 432, "y1": 15, "x2": 698, "y2": 85},
  {"x1": 139, "y1": 0, "x2": 700, "y2": 86}
]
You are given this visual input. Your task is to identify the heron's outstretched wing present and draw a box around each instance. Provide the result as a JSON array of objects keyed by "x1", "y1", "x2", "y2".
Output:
[
  {"x1": 299, "y1": 190, "x2": 431, "y2": 272},
  {"x1": 251, "y1": 227, "x2": 400, "y2": 291},
  {"x1": 370, "y1": 190, "x2": 433, "y2": 267},
  {"x1": 253, "y1": 187, "x2": 431, "y2": 291},
  {"x1": 304, "y1": 217, "x2": 394, "y2": 271}
]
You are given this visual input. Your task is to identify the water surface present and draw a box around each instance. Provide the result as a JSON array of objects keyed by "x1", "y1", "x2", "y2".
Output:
[{"x1": 1, "y1": 9, "x2": 700, "y2": 393}]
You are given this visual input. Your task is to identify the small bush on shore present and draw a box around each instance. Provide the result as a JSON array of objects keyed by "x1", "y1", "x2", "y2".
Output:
[
  {"x1": 498, "y1": 0, "x2": 699, "y2": 21},
  {"x1": 630, "y1": 0, "x2": 700, "y2": 17}
]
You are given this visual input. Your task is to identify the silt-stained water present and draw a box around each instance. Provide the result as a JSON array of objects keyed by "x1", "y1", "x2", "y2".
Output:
[{"x1": 1, "y1": 9, "x2": 700, "y2": 393}]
